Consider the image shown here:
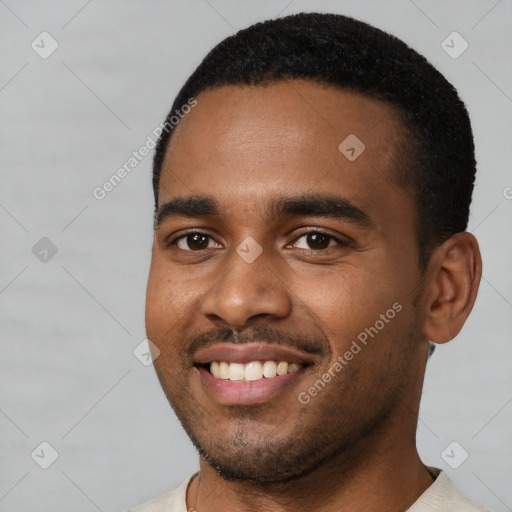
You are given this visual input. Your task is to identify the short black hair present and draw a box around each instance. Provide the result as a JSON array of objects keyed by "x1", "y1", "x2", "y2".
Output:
[{"x1": 152, "y1": 12, "x2": 476, "y2": 270}]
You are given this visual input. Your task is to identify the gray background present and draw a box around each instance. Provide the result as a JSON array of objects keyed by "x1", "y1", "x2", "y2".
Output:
[{"x1": 0, "y1": 0, "x2": 511, "y2": 511}]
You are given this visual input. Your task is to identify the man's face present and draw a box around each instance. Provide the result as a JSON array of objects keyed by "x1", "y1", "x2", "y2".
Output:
[{"x1": 146, "y1": 81, "x2": 428, "y2": 482}]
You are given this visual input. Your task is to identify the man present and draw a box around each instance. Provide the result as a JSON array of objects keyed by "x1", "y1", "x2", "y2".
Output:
[{"x1": 133, "y1": 12, "x2": 486, "y2": 511}]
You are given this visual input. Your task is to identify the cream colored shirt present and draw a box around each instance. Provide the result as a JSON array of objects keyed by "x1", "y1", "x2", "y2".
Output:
[{"x1": 126, "y1": 468, "x2": 490, "y2": 511}]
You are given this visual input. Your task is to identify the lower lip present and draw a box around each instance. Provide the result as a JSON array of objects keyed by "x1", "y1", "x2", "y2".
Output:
[{"x1": 197, "y1": 366, "x2": 307, "y2": 405}]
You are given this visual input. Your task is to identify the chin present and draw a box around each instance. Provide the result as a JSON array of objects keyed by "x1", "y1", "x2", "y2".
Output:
[{"x1": 186, "y1": 423, "x2": 345, "y2": 484}]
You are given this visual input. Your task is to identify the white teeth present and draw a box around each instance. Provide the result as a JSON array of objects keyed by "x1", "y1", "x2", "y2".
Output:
[
  {"x1": 288, "y1": 363, "x2": 301, "y2": 373},
  {"x1": 210, "y1": 361, "x2": 220, "y2": 378},
  {"x1": 276, "y1": 361, "x2": 288, "y2": 376},
  {"x1": 219, "y1": 361, "x2": 229, "y2": 380},
  {"x1": 245, "y1": 361, "x2": 263, "y2": 381},
  {"x1": 228, "y1": 362, "x2": 245, "y2": 381},
  {"x1": 208, "y1": 360, "x2": 303, "y2": 381},
  {"x1": 262, "y1": 360, "x2": 277, "y2": 378}
]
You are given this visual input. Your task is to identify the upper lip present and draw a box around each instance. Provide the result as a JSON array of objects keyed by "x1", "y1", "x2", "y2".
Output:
[{"x1": 193, "y1": 343, "x2": 316, "y2": 365}]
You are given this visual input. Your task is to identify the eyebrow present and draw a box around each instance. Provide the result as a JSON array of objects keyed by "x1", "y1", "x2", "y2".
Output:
[
  {"x1": 155, "y1": 193, "x2": 374, "y2": 229},
  {"x1": 155, "y1": 195, "x2": 218, "y2": 227}
]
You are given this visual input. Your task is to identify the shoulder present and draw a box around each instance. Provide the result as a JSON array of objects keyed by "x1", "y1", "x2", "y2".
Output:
[
  {"x1": 407, "y1": 468, "x2": 491, "y2": 512},
  {"x1": 124, "y1": 473, "x2": 196, "y2": 512}
]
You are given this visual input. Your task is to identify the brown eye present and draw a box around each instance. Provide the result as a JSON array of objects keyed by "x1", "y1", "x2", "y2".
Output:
[
  {"x1": 306, "y1": 233, "x2": 330, "y2": 249},
  {"x1": 175, "y1": 233, "x2": 212, "y2": 251},
  {"x1": 293, "y1": 232, "x2": 337, "y2": 250}
]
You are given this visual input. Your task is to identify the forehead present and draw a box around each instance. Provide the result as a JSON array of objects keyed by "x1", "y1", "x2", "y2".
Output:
[{"x1": 158, "y1": 80, "x2": 412, "y2": 229}]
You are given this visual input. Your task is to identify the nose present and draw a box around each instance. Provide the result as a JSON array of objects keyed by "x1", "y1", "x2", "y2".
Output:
[{"x1": 200, "y1": 244, "x2": 292, "y2": 329}]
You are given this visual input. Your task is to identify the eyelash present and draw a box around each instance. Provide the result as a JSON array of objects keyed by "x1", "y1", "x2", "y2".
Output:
[{"x1": 167, "y1": 230, "x2": 347, "y2": 252}]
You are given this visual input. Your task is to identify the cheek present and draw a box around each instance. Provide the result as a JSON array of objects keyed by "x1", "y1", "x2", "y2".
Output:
[
  {"x1": 291, "y1": 264, "x2": 383, "y2": 334},
  {"x1": 145, "y1": 267, "x2": 188, "y2": 383},
  {"x1": 145, "y1": 261, "x2": 163, "y2": 337},
  {"x1": 291, "y1": 261, "x2": 408, "y2": 362},
  {"x1": 145, "y1": 257, "x2": 180, "y2": 341},
  {"x1": 145, "y1": 257, "x2": 202, "y2": 345}
]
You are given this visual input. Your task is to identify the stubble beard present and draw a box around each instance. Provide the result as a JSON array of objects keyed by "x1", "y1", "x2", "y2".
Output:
[{"x1": 157, "y1": 339, "x2": 416, "y2": 485}]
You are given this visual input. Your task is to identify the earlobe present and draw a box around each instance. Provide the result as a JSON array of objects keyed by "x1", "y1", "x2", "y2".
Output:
[{"x1": 422, "y1": 233, "x2": 482, "y2": 344}]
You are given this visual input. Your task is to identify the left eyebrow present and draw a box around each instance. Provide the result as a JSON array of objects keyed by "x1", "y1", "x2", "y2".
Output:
[{"x1": 267, "y1": 194, "x2": 375, "y2": 229}]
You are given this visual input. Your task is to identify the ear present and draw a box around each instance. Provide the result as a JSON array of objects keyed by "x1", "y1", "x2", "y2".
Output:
[{"x1": 422, "y1": 232, "x2": 482, "y2": 344}]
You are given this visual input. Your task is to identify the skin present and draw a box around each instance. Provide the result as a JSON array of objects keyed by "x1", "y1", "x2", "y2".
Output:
[{"x1": 145, "y1": 80, "x2": 482, "y2": 511}]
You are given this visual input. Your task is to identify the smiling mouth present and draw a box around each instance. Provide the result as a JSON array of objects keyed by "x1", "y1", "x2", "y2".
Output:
[{"x1": 202, "y1": 360, "x2": 305, "y2": 382}]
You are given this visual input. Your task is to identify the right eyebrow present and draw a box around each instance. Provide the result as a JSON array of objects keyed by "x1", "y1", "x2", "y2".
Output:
[{"x1": 155, "y1": 195, "x2": 219, "y2": 227}]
